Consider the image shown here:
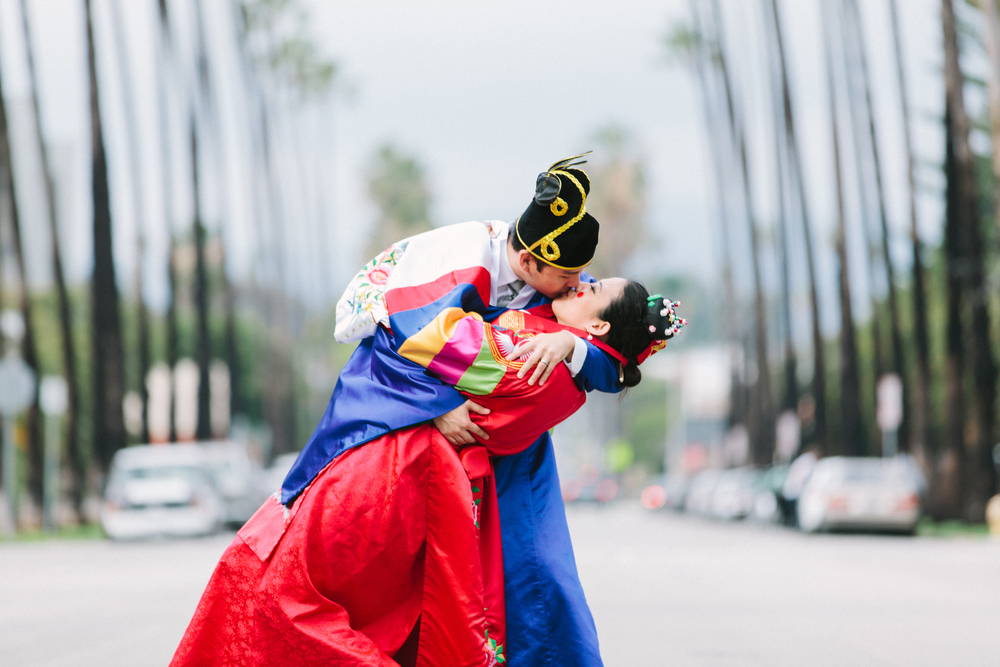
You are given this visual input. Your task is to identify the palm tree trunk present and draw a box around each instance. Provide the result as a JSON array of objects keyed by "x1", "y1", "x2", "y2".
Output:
[
  {"x1": 767, "y1": 0, "x2": 826, "y2": 453},
  {"x1": 108, "y1": 0, "x2": 152, "y2": 443},
  {"x1": 982, "y1": 0, "x2": 1000, "y2": 237},
  {"x1": 709, "y1": 0, "x2": 774, "y2": 465},
  {"x1": 17, "y1": 0, "x2": 85, "y2": 518},
  {"x1": 844, "y1": 0, "x2": 908, "y2": 454},
  {"x1": 761, "y1": 1, "x2": 797, "y2": 415},
  {"x1": 155, "y1": 0, "x2": 179, "y2": 442},
  {"x1": 941, "y1": 102, "x2": 967, "y2": 519},
  {"x1": 941, "y1": 0, "x2": 998, "y2": 521},
  {"x1": 838, "y1": 2, "x2": 884, "y2": 453},
  {"x1": 0, "y1": 62, "x2": 45, "y2": 518},
  {"x1": 823, "y1": 1, "x2": 864, "y2": 457},
  {"x1": 888, "y1": 0, "x2": 931, "y2": 467},
  {"x1": 189, "y1": 118, "x2": 213, "y2": 442},
  {"x1": 192, "y1": 0, "x2": 239, "y2": 428},
  {"x1": 84, "y1": 0, "x2": 127, "y2": 470}
]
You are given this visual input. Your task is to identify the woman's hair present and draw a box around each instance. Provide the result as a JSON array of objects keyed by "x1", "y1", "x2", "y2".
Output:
[{"x1": 599, "y1": 280, "x2": 669, "y2": 388}]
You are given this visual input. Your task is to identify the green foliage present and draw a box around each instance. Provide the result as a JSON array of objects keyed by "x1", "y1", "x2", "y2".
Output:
[{"x1": 365, "y1": 144, "x2": 434, "y2": 258}]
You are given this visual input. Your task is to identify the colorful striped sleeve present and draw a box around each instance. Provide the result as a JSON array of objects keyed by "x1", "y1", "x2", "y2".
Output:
[{"x1": 397, "y1": 307, "x2": 509, "y2": 396}]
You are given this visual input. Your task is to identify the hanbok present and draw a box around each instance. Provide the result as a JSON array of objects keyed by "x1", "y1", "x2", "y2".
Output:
[{"x1": 171, "y1": 309, "x2": 593, "y2": 666}]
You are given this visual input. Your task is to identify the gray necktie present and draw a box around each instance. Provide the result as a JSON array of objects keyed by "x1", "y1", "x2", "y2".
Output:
[{"x1": 496, "y1": 280, "x2": 525, "y2": 307}]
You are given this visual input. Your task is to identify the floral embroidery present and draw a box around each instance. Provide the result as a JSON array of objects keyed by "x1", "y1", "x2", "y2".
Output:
[
  {"x1": 344, "y1": 242, "x2": 407, "y2": 316},
  {"x1": 471, "y1": 484, "x2": 482, "y2": 529},
  {"x1": 366, "y1": 267, "x2": 390, "y2": 285},
  {"x1": 484, "y1": 630, "x2": 506, "y2": 665}
]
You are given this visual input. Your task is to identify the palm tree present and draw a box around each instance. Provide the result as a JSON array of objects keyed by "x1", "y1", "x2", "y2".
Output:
[
  {"x1": 708, "y1": 0, "x2": 775, "y2": 464},
  {"x1": 192, "y1": 0, "x2": 241, "y2": 430},
  {"x1": 823, "y1": 0, "x2": 864, "y2": 457},
  {"x1": 108, "y1": 0, "x2": 153, "y2": 443},
  {"x1": 766, "y1": 0, "x2": 827, "y2": 453},
  {"x1": 941, "y1": 102, "x2": 968, "y2": 519},
  {"x1": 155, "y1": 0, "x2": 180, "y2": 441},
  {"x1": 188, "y1": 118, "x2": 213, "y2": 442},
  {"x1": 838, "y1": 0, "x2": 885, "y2": 451},
  {"x1": 17, "y1": 0, "x2": 85, "y2": 516},
  {"x1": 84, "y1": 0, "x2": 127, "y2": 470},
  {"x1": 760, "y1": 0, "x2": 797, "y2": 417},
  {"x1": 844, "y1": 0, "x2": 907, "y2": 453},
  {"x1": 888, "y1": 0, "x2": 931, "y2": 466},
  {"x1": 0, "y1": 49, "x2": 44, "y2": 518},
  {"x1": 941, "y1": 0, "x2": 998, "y2": 521},
  {"x1": 981, "y1": 0, "x2": 1000, "y2": 236}
]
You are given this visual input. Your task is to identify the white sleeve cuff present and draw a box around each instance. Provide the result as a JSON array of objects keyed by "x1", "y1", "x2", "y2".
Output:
[{"x1": 565, "y1": 336, "x2": 587, "y2": 377}]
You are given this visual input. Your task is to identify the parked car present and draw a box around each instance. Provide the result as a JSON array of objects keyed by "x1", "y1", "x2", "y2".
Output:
[
  {"x1": 750, "y1": 465, "x2": 788, "y2": 524},
  {"x1": 708, "y1": 468, "x2": 760, "y2": 520},
  {"x1": 796, "y1": 457, "x2": 921, "y2": 535},
  {"x1": 200, "y1": 440, "x2": 266, "y2": 527},
  {"x1": 662, "y1": 471, "x2": 691, "y2": 511},
  {"x1": 563, "y1": 476, "x2": 619, "y2": 504},
  {"x1": 683, "y1": 469, "x2": 723, "y2": 516},
  {"x1": 101, "y1": 445, "x2": 223, "y2": 540},
  {"x1": 260, "y1": 452, "x2": 301, "y2": 498}
]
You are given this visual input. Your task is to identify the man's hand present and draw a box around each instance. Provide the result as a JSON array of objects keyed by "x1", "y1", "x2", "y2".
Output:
[
  {"x1": 512, "y1": 331, "x2": 576, "y2": 386},
  {"x1": 433, "y1": 400, "x2": 491, "y2": 445}
]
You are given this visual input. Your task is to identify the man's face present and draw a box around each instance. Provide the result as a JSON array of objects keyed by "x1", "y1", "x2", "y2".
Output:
[{"x1": 519, "y1": 252, "x2": 583, "y2": 298}]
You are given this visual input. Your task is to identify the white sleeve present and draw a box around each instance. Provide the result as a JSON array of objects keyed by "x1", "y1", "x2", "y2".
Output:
[
  {"x1": 564, "y1": 336, "x2": 588, "y2": 377},
  {"x1": 333, "y1": 241, "x2": 408, "y2": 343}
]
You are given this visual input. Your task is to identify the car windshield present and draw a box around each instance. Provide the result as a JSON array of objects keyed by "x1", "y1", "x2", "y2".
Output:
[{"x1": 119, "y1": 465, "x2": 207, "y2": 484}]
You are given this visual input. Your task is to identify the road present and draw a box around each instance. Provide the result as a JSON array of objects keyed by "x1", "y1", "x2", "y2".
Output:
[{"x1": 1, "y1": 505, "x2": 997, "y2": 666}]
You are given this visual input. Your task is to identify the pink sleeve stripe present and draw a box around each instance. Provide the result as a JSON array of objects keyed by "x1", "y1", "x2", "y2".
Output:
[
  {"x1": 385, "y1": 266, "x2": 491, "y2": 315},
  {"x1": 426, "y1": 316, "x2": 486, "y2": 386}
]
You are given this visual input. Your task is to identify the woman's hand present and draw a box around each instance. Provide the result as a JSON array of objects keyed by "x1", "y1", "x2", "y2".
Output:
[{"x1": 512, "y1": 331, "x2": 576, "y2": 386}]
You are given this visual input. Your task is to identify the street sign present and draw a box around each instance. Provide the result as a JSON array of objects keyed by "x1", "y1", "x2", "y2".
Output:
[
  {"x1": 876, "y1": 374, "x2": 903, "y2": 432},
  {"x1": 0, "y1": 353, "x2": 36, "y2": 417}
]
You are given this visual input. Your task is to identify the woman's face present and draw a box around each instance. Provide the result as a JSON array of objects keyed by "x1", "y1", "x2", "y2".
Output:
[{"x1": 550, "y1": 277, "x2": 627, "y2": 337}]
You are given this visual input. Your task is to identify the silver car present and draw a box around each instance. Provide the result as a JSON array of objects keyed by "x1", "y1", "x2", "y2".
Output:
[
  {"x1": 100, "y1": 445, "x2": 224, "y2": 540},
  {"x1": 796, "y1": 457, "x2": 921, "y2": 535},
  {"x1": 199, "y1": 440, "x2": 266, "y2": 527}
]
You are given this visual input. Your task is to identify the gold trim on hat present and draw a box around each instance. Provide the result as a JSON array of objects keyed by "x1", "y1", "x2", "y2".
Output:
[{"x1": 525, "y1": 168, "x2": 588, "y2": 264}]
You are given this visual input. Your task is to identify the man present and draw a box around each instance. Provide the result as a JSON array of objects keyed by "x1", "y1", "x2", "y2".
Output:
[{"x1": 284, "y1": 153, "x2": 618, "y2": 665}]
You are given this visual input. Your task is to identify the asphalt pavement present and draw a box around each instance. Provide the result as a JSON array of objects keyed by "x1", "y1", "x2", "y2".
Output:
[{"x1": 1, "y1": 504, "x2": 997, "y2": 666}]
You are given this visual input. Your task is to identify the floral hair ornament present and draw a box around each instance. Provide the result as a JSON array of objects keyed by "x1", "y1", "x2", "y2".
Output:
[{"x1": 635, "y1": 295, "x2": 687, "y2": 365}]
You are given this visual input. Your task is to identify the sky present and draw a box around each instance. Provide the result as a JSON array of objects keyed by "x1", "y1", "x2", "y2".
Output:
[{"x1": 0, "y1": 0, "x2": 948, "y2": 338}]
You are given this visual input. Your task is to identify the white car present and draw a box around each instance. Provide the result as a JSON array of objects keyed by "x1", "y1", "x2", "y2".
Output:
[
  {"x1": 200, "y1": 440, "x2": 266, "y2": 526},
  {"x1": 101, "y1": 445, "x2": 224, "y2": 540},
  {"x1": 796, "y1": 457, "x2": 921, "y2": 535},
  {"x1": 260, "y1": 452, "x2": 301, "y2": 499}
]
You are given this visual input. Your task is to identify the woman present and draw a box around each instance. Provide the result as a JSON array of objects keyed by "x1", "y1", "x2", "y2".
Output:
[{"x1": 171, "y1": 278, "x2": 683, "y2": 667}]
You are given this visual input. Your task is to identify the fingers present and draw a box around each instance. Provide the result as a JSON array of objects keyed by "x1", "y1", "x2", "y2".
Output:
[
  {"x1": 511, "y1": 339, "x2": 536, "y2": 361},
  {"x1": 537, "y1": 358, "x2": 557, "y2": 386},
  {"x1": 517, "y1": 352, "x2": 538, "y2": 379},
  {"x1": 465, "y1": 400, "x2": 491, "y2": 416},
  {"x1": 526, "y1": 357, "x2": 549, "y2": 386},
  {"x1": 444, "y1": 429, "x2": 475, "y2": 446},
  {"x1": 467, "y1": 422, "x2": 490, "y2": 441}
]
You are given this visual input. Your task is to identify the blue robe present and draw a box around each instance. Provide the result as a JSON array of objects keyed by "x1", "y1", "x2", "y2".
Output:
[{"x1": 283, "y1": 281, "x2": 619, "y2": 666}]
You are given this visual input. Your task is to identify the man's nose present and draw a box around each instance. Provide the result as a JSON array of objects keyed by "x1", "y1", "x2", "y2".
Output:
[{"x1": 566, "y1": 275, "x2": 581, "y2": 290}]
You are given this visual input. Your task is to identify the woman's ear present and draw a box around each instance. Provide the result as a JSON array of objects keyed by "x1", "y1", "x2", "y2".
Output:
[{"x1": 587, "y1": 319, "x2": 611, "y2": 337}]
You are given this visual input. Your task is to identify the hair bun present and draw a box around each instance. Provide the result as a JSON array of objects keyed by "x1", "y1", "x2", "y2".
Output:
[{"x1": 644, "y1": 295, "x2": 687, "y2": 341}]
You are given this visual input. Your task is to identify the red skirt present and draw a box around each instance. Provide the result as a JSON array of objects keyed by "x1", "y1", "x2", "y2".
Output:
[{"x1": 170, "y1": 425, "x2": 507, "y2": 666}]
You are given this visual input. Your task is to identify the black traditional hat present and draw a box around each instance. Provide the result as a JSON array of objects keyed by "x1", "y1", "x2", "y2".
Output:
[{"x1": 514, "y1": 152, "x2": 599, "y2": 270}]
